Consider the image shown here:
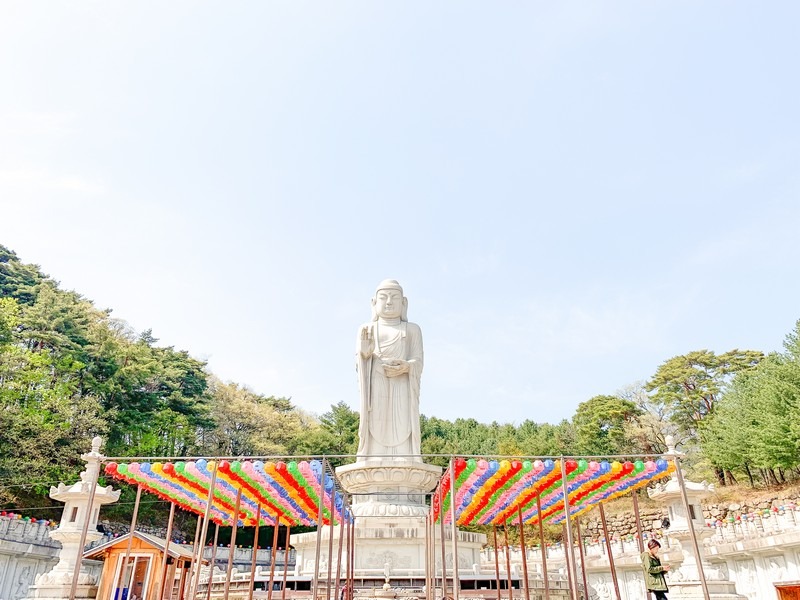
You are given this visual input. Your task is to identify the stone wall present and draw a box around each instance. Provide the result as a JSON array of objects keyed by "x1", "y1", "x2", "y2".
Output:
[
  {"x1": 0, "y1": 515, "x2": 61, "y2": 600},
  {"x1": 581, "y1": 508, "x2": 668, "y2": 541},
  {"x1": 97, "y1": 519, "x2": 192, "y2": 543},
  {"x1": 580, "y1": 492, "x2": 800, "y2": 541}
]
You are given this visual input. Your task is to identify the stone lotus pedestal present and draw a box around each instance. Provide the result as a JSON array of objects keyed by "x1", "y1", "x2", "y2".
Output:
[
  {"x1": 24, "y1": 437, "x2": 120, "y2": 600},
  {"x1": 337, "y1": 460, "x2": 442, "y2": 518},
  {"x1": 292, "y1": 460, "x2": 486, "y2": 587}
]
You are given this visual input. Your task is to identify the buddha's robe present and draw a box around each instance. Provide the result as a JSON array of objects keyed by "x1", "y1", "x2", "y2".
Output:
[{"x1": 355, "y1": 319, "x2": 423, "y2": 461}]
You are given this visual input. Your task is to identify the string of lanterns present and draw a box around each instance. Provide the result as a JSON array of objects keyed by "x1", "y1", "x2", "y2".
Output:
[
  {"x1": 433, "y1": 457, "x2": 674, "y2": 526},
  {"x1": 104, "y1": 459, "x2": 351, "y2": 527}
]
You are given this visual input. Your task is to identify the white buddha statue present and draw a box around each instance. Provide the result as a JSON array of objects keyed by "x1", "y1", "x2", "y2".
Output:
[{"x1": 356, "y1": 279, "x2": 423, "y2": 462}]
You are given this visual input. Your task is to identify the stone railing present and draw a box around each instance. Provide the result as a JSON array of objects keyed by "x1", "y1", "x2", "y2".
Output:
[
  {"x1": 705, "y1": 503, "x2": 800, "y2": 543},
  {"x1": 0, "y1": 514, "x2": 60, "y2": 548},
  {"x1": 204, "y1": 546, "x2": 296, "y2": 567},
  {"x1": 0, "y1": 514, "x2": 63, "y2": 600}
]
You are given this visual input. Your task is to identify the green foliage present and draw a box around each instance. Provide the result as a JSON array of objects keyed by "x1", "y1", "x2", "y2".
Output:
[
  {"x1": 0, "y1": 244, "x2": 44, "y2": 305},
  {"x1": 647, "y1": 349, "x2": 763, "y2": 432},
  {"x1": 0, "y1": 247, "x2": 211, "y2": 505},
  {"x1": 5, "y1": 241, "x2": 800, "y2": 519},
  {"x1": 572, "y1": 395, "x2": 642, "y2": 456},
  {"x1": 703, "y1": 321, "x2": 800, "y2": 484}
]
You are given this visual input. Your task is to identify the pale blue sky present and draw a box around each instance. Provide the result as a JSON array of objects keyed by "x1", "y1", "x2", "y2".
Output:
[{"x1": 2, "y1": 2, "x2": 799, "y2": 425}]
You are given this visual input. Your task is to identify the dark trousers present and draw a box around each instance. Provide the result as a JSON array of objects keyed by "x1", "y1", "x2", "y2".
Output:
[{"x1": 650, "y1": 592, "x2": 668, "y2": 600}]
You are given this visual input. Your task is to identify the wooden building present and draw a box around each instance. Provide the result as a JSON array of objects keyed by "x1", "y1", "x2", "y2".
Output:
[{"x1": 84, "y1": 532, "x2": 207, "y2": 600}]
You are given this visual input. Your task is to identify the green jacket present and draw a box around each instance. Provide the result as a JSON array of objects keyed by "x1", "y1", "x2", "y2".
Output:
[{"x1": 641, "y1": 551, "x2": 669, "y2": 592}]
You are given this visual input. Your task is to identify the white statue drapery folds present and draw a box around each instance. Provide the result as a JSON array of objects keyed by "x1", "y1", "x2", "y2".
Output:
[{"x1": 356, "y1": 280, "x2": 423, "y2": 462}]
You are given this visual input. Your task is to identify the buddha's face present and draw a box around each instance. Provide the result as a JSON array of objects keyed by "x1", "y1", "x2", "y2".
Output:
[{"x1": 374, "y1": 289, "x2": 403, "y2": 319}]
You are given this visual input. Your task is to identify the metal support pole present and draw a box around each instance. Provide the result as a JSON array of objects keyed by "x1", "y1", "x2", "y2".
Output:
[
  {"x1": 121, "y1": 486, "x2": 144, "y2": 597},
  {"x1": 439, "y1": 489, "x2": 448, "y2": 599},
  {"x1": 536, "y1": 495, "x2": 550, "y2": 600},
  {"x1": 517, "y1": 509, "x2": 530, "y2": 600},
  {"x1": 632, "y1": 490, "x2": 645, "y2": 554},
  {"x1": 575, "y1": 518, "x2": 589, "y2": 600},
  {"x1": 430, "y1": 507, "x2": 437, "y2": 600},
  {"x1": 313, "y1": 483, "x2": 325, "y2": 600},
  {"x1": 187, "y1": 515, "x2": 206, "y2": 600},
  {"x1": 182, "y1": 515, "x2": 202, "y2": 600},
  {"x1": 634, "y1": 486, "x2": 650, "y2": 600},
  {"x1": 673, "y1": 455, "x2": 712, "y2": 600},
  {"x1": 502, "y1": 523, "x2": 513, "y2": 600},
  {"x1": 268, "y1": 513, "x2": 280, "y2": 600},
  {"x1": 205, "y1": 523, "x2": 220, "y2": 600},
  {"x1": 424, "y1": 513, "x2": 430, "y2": 600},
  {"x1": 334, "y1": 505, "x2": 345, "y2": 600},
  {"x1": 177, "y1": 559, "x2": 189, "y2": 600},
  {"x1": 449, "y1": 460, "x2": 460, "y2": 600},
  {"x1": 598, "y1": 504, "x2": 621, "y2": 600},
  {"x1": 491, "y1": 526, "x2": 501, "y2": 600},
  {"x1": 249, "y1": 505, "x2": 262, "y2": 600},
  {"x1": 559, "y1": 460, "x2": 578, "y2": 600},
  {"x1": 223, "y1": 487, "x2": 243, "y2": 600},
  {"x1": 327, "y1": 492, "x2": 336, "y2": 600},
  {"x1": 69, "y1": 457, "x2": 101, "y2": 600},
  {"x1": 281, "y1": 522, "x2": 291, "y2": 600},
  {"x1": 562, "y1": 525, "x2": 575, "y2": 600},
  {"x1": 156, "y1": 502, "x2": 177, "y2": 600},
  {"x1": 561, "y1": 456, "x2": 579, "y2": 600},
  {"x1": 190, "y1": 463, "x2": 220, "y2": 600},
  {"x1": 348, "y1": 517, "x2": 355, "y2": 600}
]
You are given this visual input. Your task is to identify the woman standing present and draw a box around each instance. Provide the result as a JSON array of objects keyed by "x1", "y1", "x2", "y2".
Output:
[{"x1": 641, "y1": 539, "x2": 670, "y2": 599}]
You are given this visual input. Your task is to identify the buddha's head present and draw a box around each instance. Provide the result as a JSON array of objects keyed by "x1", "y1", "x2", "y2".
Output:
[{"x1": 371, "y1": 279, "x2": 408, "y2": 321}]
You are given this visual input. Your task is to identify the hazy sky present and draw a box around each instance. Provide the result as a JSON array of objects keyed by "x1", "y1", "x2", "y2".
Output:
[{"x1": 2, "y1": 2, "x2": 799, "y2": 425}]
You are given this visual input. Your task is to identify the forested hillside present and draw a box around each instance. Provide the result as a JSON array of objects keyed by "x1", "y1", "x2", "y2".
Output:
[{"x1": 2, "y1": 244, "x2": 800, "y2": 522}]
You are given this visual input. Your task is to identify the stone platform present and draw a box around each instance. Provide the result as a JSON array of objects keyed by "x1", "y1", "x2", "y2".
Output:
[{"x1": 291, "y1": 461, "x2": 486, "y2": 585}]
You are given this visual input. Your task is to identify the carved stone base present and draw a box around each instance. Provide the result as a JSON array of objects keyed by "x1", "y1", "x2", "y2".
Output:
[
  {"x1": 667, "y1": 581, "x2": 747, "y2": 599},
  {"x1": 292, "y1": 460, "x2": 486, "y2": 581},
  {"x1": 25, "y1": 582, "x2": 98, "y2": 600},
  {"x1": 335, "y1": 461, "x2": 442, "y2": 517}
]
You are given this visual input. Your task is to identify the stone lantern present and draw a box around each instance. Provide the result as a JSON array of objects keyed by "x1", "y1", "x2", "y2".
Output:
[
  {"x1": 648, "y1": 436, "x2": 745, "y2": 599},
  {"x1": 25, "y1": 436, "x2": 120, "y2": 600}
]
